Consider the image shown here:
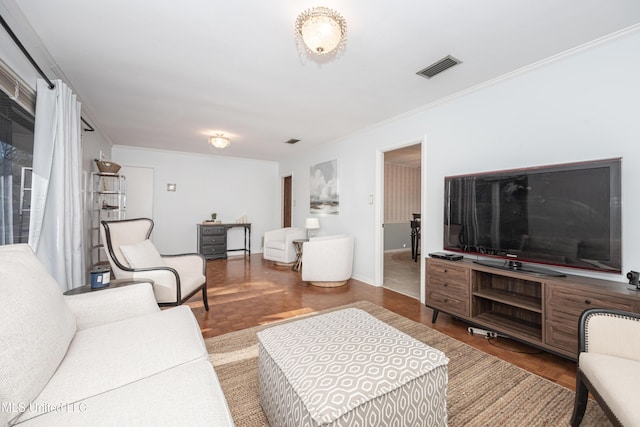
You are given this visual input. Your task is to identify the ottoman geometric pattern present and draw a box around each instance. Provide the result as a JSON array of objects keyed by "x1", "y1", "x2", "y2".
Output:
[{"x1": 257, "y1": 308, "x2": 449, "y2": 426}]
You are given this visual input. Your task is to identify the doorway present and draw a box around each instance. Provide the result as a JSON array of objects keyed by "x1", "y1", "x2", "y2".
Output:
[
  {"x1": 381, "y1": 143, "x2": 422, "y2": 299},
  {"x1": 282, "y1": 175, "x2": 292, "y2": 227}
]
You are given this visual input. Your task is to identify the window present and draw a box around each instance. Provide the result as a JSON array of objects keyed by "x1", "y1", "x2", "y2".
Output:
[{"x1": 0, "y1": 89, "x2": 35, "y2": 244}]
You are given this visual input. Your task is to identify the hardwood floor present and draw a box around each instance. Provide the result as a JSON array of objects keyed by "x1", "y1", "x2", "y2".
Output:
[
  {"x1": 186, "y1": 254, "x2": 578, "y2": 391},
  {"x1": 383, "y1": 249, "x2": 420, "y2": 298}
]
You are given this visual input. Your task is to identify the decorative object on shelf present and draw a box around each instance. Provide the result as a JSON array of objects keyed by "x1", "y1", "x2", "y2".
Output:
[
  {"x1": 101, "y1": 201, "x2": 120, "y2": 210},
  {"x1": 310, "y1": 159, "x2": 339, "y2": 215},
  {"x1": 209, "y1": 134, "x2": 231, "y2": 149},
  {"x1": 236, "y1": 214, "x2": 248, "y2": 224},
  {"x1": 211, "y1": 212, "x2": 217, "y2": 220},
  {"x1": 94, "y1": 158, "x2": 121, "y2": 173},
  {"x1": 295, "y1": 6, "x2": 347, "y2": 56},
  {"x1": 305, "y1": 217, "x2": 320, "y2": 238}
]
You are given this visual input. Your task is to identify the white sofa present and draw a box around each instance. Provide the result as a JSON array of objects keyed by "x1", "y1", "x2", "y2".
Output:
[
  {"x1": 263, "y1": 227, "x2": 306, "y2": 264},
  {"x1": 302, "y1": 235, "x2": 354, "y2": 287},
  {"x1": 0, "y1": 244, "x2": 234, "y2": 427}
]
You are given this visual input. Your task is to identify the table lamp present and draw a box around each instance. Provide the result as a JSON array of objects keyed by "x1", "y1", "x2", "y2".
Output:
[{"x1": 305, "y1": 218, "x2": 320, "y2": 238}]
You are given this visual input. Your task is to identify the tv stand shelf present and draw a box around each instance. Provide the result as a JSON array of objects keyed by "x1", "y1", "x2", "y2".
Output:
[
  {"x1": 472, "y1": 289, "x2": 542, "y2": 313},
  {"x1": 473, "y1": 312, "x2": 542, "y2": 341},
  {"x1": 426, "y1": 258, "x2": 640, "y2": 359}
]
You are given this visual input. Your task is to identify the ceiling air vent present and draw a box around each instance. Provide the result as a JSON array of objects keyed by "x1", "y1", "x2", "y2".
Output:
[
  {"x1": 285, "y1": 138, "x2": 301, "y2": 144},
  {"x1": 416, "y1": 55, "x2": 462, "y2": 79}
]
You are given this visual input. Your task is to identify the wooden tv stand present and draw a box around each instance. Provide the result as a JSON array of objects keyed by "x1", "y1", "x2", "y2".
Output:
[{"x1": 425, "y1": 257, "x2": 640, "y2": 360}]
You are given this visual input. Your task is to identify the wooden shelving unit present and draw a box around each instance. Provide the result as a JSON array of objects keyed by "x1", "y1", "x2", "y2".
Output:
[{"x1": 90, "y1": 172, "x2": 126, "y2": 268}]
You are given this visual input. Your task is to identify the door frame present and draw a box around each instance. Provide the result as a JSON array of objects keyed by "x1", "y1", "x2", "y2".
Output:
[
  {"x1": 374, "y1": 136, "x2": 427, "y2": 302},
  {"x1": 278, "y1": 171, "x2": 296, "y2": 227},
  {"x1": 281, "y1": 173, "x2": 293, "y2": 227}
]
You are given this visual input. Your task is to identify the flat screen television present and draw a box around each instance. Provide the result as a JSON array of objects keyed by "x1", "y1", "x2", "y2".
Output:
[{"x1": 443, "y1": 158, "x2": 622, "y2": 276}]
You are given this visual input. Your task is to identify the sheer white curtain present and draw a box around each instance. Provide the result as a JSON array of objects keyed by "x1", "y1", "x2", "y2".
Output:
[
  {"x1": 29, "y1": 79, "x2": 83, "y2": 291},
  {"x1": 0, "y1": 172, "x2": 12, "y2": 245},
  {"x1": 0, "y1": 117, "x2": 14, "y2": 244}
]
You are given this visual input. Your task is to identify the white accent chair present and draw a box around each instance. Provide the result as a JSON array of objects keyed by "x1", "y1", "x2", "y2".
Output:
[
  {"x1": 571, "y1": 308, "x2": 640, "y2": 426},
  {"x1": 100, "y1": 218, "x2": 208, "y2": 310},
  {"x1": 263, "y1": 227, "x2": 307, "y2": 264},
  {"x1": 302, "y1": 235, "x2": 355, "y2": 287},
  {"x1": 0, "y1": 244, "x2": 234, "y2": 426}
]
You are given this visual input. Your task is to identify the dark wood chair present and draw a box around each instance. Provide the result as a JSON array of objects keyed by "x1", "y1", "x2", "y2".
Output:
[{"x1": 410, "y1": 220, "x2": 421, "y2": 262}]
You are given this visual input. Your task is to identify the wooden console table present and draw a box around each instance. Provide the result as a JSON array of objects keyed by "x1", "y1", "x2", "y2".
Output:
[
  {"x1": 426, "y1": 257, "x2": 640, "y2": 360},
  {"x1": 197, "y1": 223, "x2": 251, "y2": 260}
]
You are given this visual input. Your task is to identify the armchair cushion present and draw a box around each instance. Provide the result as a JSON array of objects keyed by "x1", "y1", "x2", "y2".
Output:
[
  {"x1": 120, "y1": 239, "x2": 166, "y2": 268},
  {"x1": 152, "y1": 270, "x2": 206, "y2": 304},
  {"x1": 581, "y1": 310, "x2": 640, "y2": 360},
  {"x1": 263, "y1": 227, "x2": 307, "y2": 264},
  {"x1": 579, "y1": 353, "x2": 640, "y2": 426},
  {"x1": 267, "y1": 240, "x2": 286, "y2": 251}
]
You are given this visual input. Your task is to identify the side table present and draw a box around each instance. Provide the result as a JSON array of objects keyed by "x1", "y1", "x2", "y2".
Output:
[
  {"x1": 63, "y1": 279, "x2": 154, "y2": 296},
  {"x1": 292, "y1": 239, "x2": 308, "y2": 272}
]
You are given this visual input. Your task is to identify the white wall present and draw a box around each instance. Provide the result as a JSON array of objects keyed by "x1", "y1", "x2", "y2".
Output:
[
  {"x1": 279, "y1": 28, "x2": 640, "y2": 290},
  {"x1": 112, "y1": 146, "x2": 279, "y2": 254}
]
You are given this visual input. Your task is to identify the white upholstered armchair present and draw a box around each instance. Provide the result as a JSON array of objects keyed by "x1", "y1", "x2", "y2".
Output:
[
  {"x1": 571, "y1": 308, "x2": 640, "y2": 426},
  {"x1": 263, "y1": 227, "x2": 307, "y2": 264},
  {"x1": 100, "y1": 218, "x2": 209, "y2": 310},
  {"x1": 302, "y1": 235, "x2": 354, "y2": 287}
]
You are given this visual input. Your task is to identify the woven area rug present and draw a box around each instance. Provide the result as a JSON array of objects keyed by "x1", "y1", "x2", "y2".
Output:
[{"x1": 205, "y1": 301, "x2": 609, "y2": 426}]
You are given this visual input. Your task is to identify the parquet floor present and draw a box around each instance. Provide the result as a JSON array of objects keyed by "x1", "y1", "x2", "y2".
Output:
[{"x1": 185, "y1": 254, "x2": 578, "y2": 391}]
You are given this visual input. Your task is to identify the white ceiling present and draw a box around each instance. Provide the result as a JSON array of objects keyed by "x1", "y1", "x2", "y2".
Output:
[{"x1": 2, "y1": 0, "x2": 640, "y2": 161}]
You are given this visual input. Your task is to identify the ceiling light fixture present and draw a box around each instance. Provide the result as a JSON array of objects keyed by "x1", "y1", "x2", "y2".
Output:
[
  {"x1": 209, "y1": 134, "x2": 230, "y2": 149},
  {"x1": 295, "y1": 7, "x2": 347, "y2": 56}
]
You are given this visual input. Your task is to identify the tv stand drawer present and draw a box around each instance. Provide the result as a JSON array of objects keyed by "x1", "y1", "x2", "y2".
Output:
[
  {"x1": 544, "y1": 282, "x2": 639, "y2": 354},
  {"x1": 427, "y1": 291, "x2": 469, "y2": 317},
  {"x1": 427, "y1": 261, "x2": 469, "y2": 285}
]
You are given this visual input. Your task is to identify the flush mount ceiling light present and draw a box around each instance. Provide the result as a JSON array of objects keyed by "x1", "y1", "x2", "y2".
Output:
[
  {"x1": 295, "y1": 6, "x2": 347, "y2": 56},
  {"x1": 209, "y1": 134, "x2": 230, "y2": 149}
]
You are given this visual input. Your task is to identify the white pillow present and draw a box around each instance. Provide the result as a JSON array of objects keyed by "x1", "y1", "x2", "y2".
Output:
[{"x1": 119, "y1": 240, "x2": 165, "y2": 268}]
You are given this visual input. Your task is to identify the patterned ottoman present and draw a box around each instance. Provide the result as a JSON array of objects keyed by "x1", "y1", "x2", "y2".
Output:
[{"x1": 257, "y1": 308, "x2": 449, "y2": 427}]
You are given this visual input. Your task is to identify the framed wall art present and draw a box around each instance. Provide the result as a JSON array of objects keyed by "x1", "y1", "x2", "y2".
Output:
[{"x1": 310, "y1": 159, "x2": 339, "y2": 215}]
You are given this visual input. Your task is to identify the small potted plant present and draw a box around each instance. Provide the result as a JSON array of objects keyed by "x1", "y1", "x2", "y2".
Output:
[{"x1": 204, "y1": 212, "x2": 218, "y2": 224}]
